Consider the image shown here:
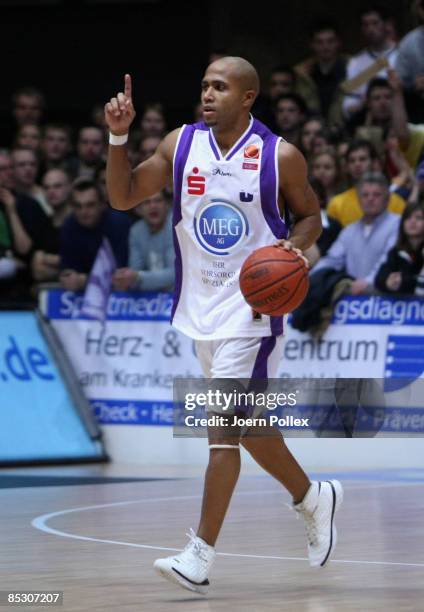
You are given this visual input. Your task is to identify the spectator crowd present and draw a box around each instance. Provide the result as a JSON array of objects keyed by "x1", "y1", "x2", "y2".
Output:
[{"x1": 1, "y1": 1, "x2": 424, "y2": 332}]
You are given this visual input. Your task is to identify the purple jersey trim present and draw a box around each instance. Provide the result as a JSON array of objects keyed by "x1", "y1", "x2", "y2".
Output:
[
  {"x1": 207, "y1": 116, "x2": 255, "y2": 162},
  {"x1": 171, "y1": 125, "x2": 196, "y2": 322},
  {"x1": 192, "y1": 121, "x2": 209, "y2": 130},
  {"x1": 254, "y1": 119, "x2": 288, "y2": 240},
  {"x1": 208, "y1": 131, "x2": 221, "y2": 161},
  {"x1": 250, "y1": 335, "x2": 277, "y2": 379},
  {"x1": 225, "y1": 122, "x2": 255, "y2": 160},
  {"x1": 271, "y1": 315, "x2": 284, "y2": 335},
  {"x1": 232, "y1": 336, "x2": 277, "y2": 416}
]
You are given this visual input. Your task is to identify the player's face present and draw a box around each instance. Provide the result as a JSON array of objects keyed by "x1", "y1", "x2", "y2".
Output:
[
  {"x1": 358, "y1": 182, "x2": 388, "y2": 217},
  {"x1": 201, "y1": 68, "x2": 244, "y2": 127}
]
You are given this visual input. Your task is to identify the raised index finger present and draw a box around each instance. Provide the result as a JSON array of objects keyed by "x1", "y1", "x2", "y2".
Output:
[{"x1": 124, "y1": 74, "x2": 132, "y2": 99}]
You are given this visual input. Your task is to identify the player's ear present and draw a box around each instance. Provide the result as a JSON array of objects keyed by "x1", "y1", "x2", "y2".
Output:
[{"x1": 242, "y1": 89, "x2": 257, "y2": 108}]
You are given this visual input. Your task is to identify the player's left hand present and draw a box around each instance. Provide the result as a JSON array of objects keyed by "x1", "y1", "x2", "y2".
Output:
[{"x1": 274, "y1": 239, "x2": 309, "y2": 268}]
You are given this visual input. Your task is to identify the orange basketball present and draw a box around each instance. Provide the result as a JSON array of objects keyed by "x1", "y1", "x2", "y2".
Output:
[{"x1": 239, "y1": 246, "x2": 309, "y2": 315}]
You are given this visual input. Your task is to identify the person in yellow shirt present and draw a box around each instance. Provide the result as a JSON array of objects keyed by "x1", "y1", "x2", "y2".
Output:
[{"x1": 327, "y1": 139, "x2": 405, "y2": 226}]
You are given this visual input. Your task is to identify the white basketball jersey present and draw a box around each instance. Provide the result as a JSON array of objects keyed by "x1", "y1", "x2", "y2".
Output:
[{"x1": 171, "y1": 115, "x2": 290, "y2": 340}]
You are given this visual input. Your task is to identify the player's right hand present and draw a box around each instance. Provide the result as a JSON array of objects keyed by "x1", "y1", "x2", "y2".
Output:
[{"x1": 104, "y1": 74, "x2": 136, "y2": 136}]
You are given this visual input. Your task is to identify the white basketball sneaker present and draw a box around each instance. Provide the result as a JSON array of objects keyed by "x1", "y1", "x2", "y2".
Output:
[
  {"x1": 294, "y1": 480, "x2": 343, "y2": 567},
  {"x1": 153, "y1": 529, "x2": 216, "y2": 595}
]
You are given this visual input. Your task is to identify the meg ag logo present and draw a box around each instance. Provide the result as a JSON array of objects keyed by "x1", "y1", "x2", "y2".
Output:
[{"x1": 193, "y1": 199, "x2": 249, "y2": 255}]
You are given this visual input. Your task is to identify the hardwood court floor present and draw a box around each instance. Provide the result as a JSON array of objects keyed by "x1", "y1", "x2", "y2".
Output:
[{"x1": 1, "y1": 464, "x2": 423, "y2": 612}]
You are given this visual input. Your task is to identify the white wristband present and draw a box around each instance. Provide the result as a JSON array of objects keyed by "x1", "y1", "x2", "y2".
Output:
[{"x1": 109, "y1": 132, "x2": 128, "y2": 146}]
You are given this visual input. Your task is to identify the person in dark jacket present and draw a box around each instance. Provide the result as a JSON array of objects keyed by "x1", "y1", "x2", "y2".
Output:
[
  {"x1": 375, "y1": 201, "x2": 424, "y2": 294},
  {"x1": 59, "y1": 178, "x2": 130, "y2": 291}
]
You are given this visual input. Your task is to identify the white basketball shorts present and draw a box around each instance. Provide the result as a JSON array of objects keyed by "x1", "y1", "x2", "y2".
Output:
[{"x1": 194, "y1": 335, "x2": 284, "y2": 416}]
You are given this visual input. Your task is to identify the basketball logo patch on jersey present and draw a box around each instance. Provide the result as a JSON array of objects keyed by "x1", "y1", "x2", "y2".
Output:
[
  {"x1": 193, "y1": 199, "x2": 249, "y2": 256},
  {"x1": 244, "y1": 144, "x2": 260, "y2": 159},
  {"x1": 243, "y1": 145, "x2": 260, "y2": 170}
]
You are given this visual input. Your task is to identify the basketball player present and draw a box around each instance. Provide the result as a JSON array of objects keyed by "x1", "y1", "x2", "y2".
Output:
[{"x1": 105, "y1": 57, "x2": 343, "y2": 594}]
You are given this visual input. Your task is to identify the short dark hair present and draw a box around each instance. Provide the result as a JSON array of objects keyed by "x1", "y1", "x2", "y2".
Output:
[
  {"x1": 346, "y1": 139, "x2": 378, "y2": 161},
  {"x1": 303, "y1": 114, "x2": 326, "y2": 128},
  {"x1": 271, "y1": 64, "x2": 296, "y2": 80},
  {"x1": 274, "y1": 93, "x2": 308, "y2": 115},
  {"x1": 72, "y1": 178, "x2": 102, "y2": 201},
  {"x1": 308, "y1": 18, "x2": 340, "y2": 39},
  {"x1": 359, "y1": 3, "x2": 390, "y2": 21},
  {"x1": 366, "y1": 77, "x2": 392, "y2": 99}
]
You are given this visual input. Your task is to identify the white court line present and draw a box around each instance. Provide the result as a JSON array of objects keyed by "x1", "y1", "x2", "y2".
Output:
[{"x1": 31, "y1": 483, "x2": 424, "y2": 569}]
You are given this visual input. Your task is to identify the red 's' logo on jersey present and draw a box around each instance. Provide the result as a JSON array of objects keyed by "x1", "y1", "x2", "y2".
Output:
[
  {"x1": 187, "y1": 167, "x2": 206, "y2": 195},
  {"x1": 244, "y1": 145, "x2": 260, "y2": 159}
]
